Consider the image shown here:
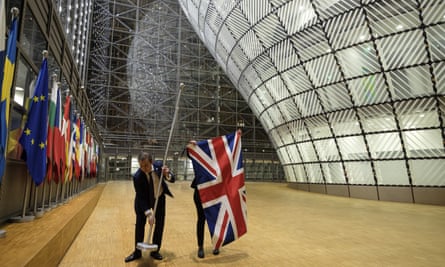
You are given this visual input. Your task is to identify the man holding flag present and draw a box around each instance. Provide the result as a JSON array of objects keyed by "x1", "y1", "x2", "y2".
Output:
[
  {"x1": 19, "y1": 50, "x2": 49, "y2": 186},
  {"x1": 186, "y1": 130, "x2": 247, "y2": 258}
]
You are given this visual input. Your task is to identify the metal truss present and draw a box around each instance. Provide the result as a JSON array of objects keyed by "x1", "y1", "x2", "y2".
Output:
[{"x1": 87, "y1": 0, "x2": 275, "y2": 160}]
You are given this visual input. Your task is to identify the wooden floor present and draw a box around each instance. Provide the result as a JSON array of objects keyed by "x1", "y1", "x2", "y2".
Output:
[{"x1": 56, "y1": 181, "x2": 445, "y2": 267}]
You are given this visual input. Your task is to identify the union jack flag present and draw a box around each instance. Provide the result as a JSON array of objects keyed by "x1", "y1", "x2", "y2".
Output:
[{"x1": 187, "y1": 130, "x2": 247, "y2": 250}]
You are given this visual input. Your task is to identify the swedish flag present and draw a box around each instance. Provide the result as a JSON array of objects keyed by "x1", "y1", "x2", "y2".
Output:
[
  {"x1": 0, "y1": 8, "x2": 19, "y2": 183},
  {"x1": 19, "y1": 52, "x2": 49, "y2": 186}
]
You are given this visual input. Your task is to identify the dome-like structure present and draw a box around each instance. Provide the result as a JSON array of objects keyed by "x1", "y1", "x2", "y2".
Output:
[{"x1": 178, "y1": 1, "x2": 445, "y2": 193}]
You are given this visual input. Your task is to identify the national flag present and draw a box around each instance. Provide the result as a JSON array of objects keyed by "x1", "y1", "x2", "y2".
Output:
[
  {"x1": 0, "y1": 7, "x2": 19, "y2": 183},
  {"x1": 19, "y1": 53, "x2": 49, "y2": 186},
  {"x1": 46, "y1": 79, "x2": 64, "y2": 182},
  {"x1": 53, "y1": 86, "x2": 64, "y2": 182},
  {"x1": 73, "y1": 116, "x2": 81, "y2": 179},
  {"x1": 46, "y1": 77, "x2": 57, "y2": 181},
  {"x1": 186, "y1": 130, "x2": 247, "y2": 250},
  {"x1": 61, "y1": 95, "x2": 71, "y2": 183}
]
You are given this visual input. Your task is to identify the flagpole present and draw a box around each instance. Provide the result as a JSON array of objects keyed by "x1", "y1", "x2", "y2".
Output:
[
  {"x1": 9, "y1": 173, "x2": 35, "y2": 223},
  {"x1": 137, "y1": 83, "x2": 184, "y2": 250}
]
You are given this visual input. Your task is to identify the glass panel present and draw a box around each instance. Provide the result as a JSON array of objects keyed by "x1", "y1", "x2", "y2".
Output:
[
  {"x1": 293, "y1": 164, "x2": 307, "y2": 182},
  {"x1": 281, "y1": 66, "x2": 312, "y2": 95},
  {"x1": 286, "y1": 144, "x2": 302, "y2": 163},
  {"x1": 277, "y1": 0, "x2": 317, "y2": 35},
  {"x1": 238, "y1": 29, "x2": 263, "y2": 61},
  {"x1": 21, "y1": 6, "x2": 48, "y2": 68},
  {"x1": 376, "y1": 30, "x2": 427, "y2": 70},
  {"x1": 321, "y1": 162, "x2": 346, "y2": 183},
  {"x1": 313, "y1": 0, "x2": 361, "y2": 21},
  {"x1": 304, "y1": 54, "x2": 342, "y2": 87},
  {"x1": 283, "y1": 165, "x2": 296, "y2": 182},
  {"x1": 344, "y1": 161, "x2": 374, "y2": 184},
  {"x1": 306, "y1": 163, "x2": 323, "y2": 183},
  {"x1": 348, "y1": 74, "x2": 389, "y2": 105},
  {"x1": 433, "y1": 62, "x2": 444, "y2": 94},
  {"x1": 366, "y1": 0, "x2": 420, "y2": 38},
  {"x1": 277, "y1": 98, "x2": 300, "y2": 122},
  {"x1": 276, "y1": 125, "x2": 291, "y2": 146},
  {"x1": 359, "y1": 104, "x2": 397, "y2": 133},
  {"x1": 410, "y1": 159, "x2": 445, "y2": 186},
  {"x1": 253, "y1": 13, "x2": 287, "y2": 49},
  {"x1": 291, "y1": 25, "x2": 329, "y2": 62},
  {"x1": 375, "y1": 160, "x2": 409, "y2": 185},
  {"x1": 403, "y1": 129, "x2": 445, "y2": 158},
  {"x1": 425, "y1": 24, "x2": 445, "y2": 61},
  {"x1": 420, "y1": 0, "x2": 445, "y2": 25},
  {"x1": 336, "y1": 43, "x2": 380, "y2": 79},
  {"x1": 338, "y1": 136, "x2": 369, "y2": 160},
  {"x1": 270, "y1": 39, "x2": 300, "y2": 72},
  {"x1": 306, "y1": 115, "x2": 331, "y2": 139},
  {"x1": 329, "y1": 110, "x2": 361, "y2": 136},
  {"x1": 395, "y1": 98, "x2": 440, "y2": 129},
  {"x1": 266, "y1": 76, "x2": 291, "y2": 102},
  {"x1": 318, "y1": 82, "x2": 352, "y2": 112},
  {"x1": 314, "y1": 139, "x2": 340, "y2": 161},
  {"x1": 297, "y1": 141, "x2": 317, "y2": 162},
  {"x1": 290, "y1": 120, "x2": 310, "y2": 142},
  {"x1": 325, "y1": 7, "x2": 369, "y2": 50},
  {"x1": 240, "y1": 0, "x2": 271, "y2": 26},
  {"x1": 296, "y1": 90, "x2": 322, "y2": 117},
  {"x1": 387, "y1": 65, "x2": 434, "y2": 100},
  {"x1": 366, "y1": 133, "x2": 403, "y2": 159}
]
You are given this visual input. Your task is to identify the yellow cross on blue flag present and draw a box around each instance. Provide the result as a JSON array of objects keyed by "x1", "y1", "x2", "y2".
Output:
[
  {"x1": 19, "y1": 52, "x2": 49, "y2": 186},
  {"x1": 0, "y1": 7, "x2": 19, "y2": 183}
]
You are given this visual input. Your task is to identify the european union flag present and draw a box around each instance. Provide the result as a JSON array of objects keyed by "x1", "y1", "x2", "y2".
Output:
[
  {"x1": 19, "y1": 54, "x2": 49, "y2": 186},
  {"x1": 0, "y1": 8, "x2": 19, "y2": 183}
]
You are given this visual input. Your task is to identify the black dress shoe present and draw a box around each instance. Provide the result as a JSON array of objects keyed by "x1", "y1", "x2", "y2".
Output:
[
  {"x1": 212, "y1": 249, "x2": 220, "y2": 255},
  {"x1": 197, "y1": 247, "x2": 204, "y2": 258},
  {"x1": 150, "y1": 251, "x2": 163, "y2": 260},
  {"x1": 124, "y1": 252, "x2": 141, "y2": 263}
]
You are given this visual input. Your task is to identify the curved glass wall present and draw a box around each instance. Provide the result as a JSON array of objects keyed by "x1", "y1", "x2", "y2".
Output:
[{"x1": 178, "y1": 0, "x2": 445, "y2": 187}]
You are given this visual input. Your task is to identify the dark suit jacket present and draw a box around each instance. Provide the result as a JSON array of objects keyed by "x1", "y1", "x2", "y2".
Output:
[
  {"x1": 152, "y1": 160, "x2": 175, "y2": 198},
  {"x1": 132, "y1": 161, "x2": 175, "y2": 214}
]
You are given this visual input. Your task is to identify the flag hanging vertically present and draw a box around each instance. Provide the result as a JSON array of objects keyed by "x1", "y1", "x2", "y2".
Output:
[
  {"x1": 61, "y1": 94, "x2": 71, "y2": 183},
  {"x1": 46, "y1": 76, "x2": 57, "y2": 181},
  {"x1": 0, "y1": 1, "x2": 6, "y2": 85},
  {"x1": 0, "y1": 7, "x2": 19, "y2": 183},
  {"x1": 186, "y1": 130, "x2": 247, "y2": 250},
  {"x1": 46, "y1": 77, "x2": 63, "y2": 183},
  {"x1": 19, "y1": 51, "x2": 49, "y2": 186}
]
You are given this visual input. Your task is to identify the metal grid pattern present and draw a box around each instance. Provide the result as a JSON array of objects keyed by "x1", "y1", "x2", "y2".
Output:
[
  {"x1": 86, "y1": 0, "x2": 275, "y2": 162},
  {"x1": 178, "y1": 0, "x2": 445, "y2": 186}
]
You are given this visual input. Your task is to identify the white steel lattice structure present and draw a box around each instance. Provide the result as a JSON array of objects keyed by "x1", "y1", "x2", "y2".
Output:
[{"x1": 178, "y1": 0, "x2": 445, "y2": 188}]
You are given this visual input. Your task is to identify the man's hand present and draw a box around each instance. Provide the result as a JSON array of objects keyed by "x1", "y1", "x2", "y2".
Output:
[{"x1": 148, "y1": 214, "x2": 155, "y2": 225}]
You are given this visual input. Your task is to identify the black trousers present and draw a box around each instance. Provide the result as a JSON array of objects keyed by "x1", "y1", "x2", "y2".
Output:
[
  {"x1": 134, "y1": 194, "x2": 166, "y2": 252},
  {"x1": 193, "y1": 189, "x2": 205, "y2": 248}
]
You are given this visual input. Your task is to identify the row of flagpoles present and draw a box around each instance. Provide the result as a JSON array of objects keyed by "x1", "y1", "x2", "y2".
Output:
[
  {"x1": 1, "y1": 6, "x2": 100, "y2": 224},
  {"x1": 1, "y1": 7, "x2": 99, "y2": 187}
]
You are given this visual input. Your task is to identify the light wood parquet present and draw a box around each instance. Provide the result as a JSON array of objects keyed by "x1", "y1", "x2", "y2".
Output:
[{"x1": 58, "y1": 181, "x2": 445, "y2": 267}]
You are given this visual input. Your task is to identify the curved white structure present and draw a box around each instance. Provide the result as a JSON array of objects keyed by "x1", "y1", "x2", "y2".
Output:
[{"x1": 178, "y1": 0, "x2": 445, "y2": 188}]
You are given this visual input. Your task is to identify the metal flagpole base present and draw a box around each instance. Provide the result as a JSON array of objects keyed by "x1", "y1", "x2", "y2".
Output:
[
  {"x1": 136, "y1": 242, "x2": 158, "y2": 251},
  {"x1": 0, "y1": 229, "x2": 6, "y2": 238},
  {"x1": 9, "y1": 215, "x2": 35, "y2": 223}
]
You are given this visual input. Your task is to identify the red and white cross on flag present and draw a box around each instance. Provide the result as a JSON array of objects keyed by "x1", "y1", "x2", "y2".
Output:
[{"x1": 187, "y1": 130, "x2": 247, "y2": 250}]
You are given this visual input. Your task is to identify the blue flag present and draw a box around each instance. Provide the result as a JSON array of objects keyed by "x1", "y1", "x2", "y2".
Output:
[
  {"x1": 19, "y1": 56, "x2": 49, "y2": 186},
  {"x1": 0, "y1": 8, "x2": 19, "y2": 183}
]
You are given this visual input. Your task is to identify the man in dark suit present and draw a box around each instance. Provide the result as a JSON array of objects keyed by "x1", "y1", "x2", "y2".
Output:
[{"x1": 125, "y1": 152, "x2": 175, "y2": 262}]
